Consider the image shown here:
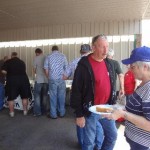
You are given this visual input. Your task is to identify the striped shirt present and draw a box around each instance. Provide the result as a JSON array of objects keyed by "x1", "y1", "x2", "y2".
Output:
[
  {"x1": 44, "y1": 51, "x2": 68, "y2": 80},
  {"x1": 64, "y1": 57, "x2": 81, "y2": 79},
  {"x1": 64, "y1": 54, "x2": 88, "y2": 79},
  {"x1": 125, "y1": 81, "x2": 150, "y2": 147}
]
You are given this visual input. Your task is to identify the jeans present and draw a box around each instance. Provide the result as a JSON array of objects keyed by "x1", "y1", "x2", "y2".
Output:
[
  {"x1": 76, "y1": 121, "x2": 104, "y2": 149},
  {"x1": 49, "y1": 79, "x2": 66, "y2": 118},
  {"x1": 33, "y1": 82, "x2": 48, "y2": 115},
  {"x1": 82, "y1": 113, "x2": 117, "y2": 150},
  {"x1": 76, "y1": 125, "x2": 84, "y2": 147},
  {"x1": 126, "y1": 94, "x2": 132, "y2": 102},
  {"x1": 0, "y1": 83, "x2": 4, "y2": 110},
  {"x1": 126, "y1": 137, "x2": 150, "y2": 150}
]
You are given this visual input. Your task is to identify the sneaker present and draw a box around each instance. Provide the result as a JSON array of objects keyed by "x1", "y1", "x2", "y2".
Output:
[
  {"x1": 23, "y1": 110, "x2": 28, "y2": 116},
  {"x1": 9, "y1": 112, "x2": 15, "y2": 117},
  {"x1": 33, "y1": 113, "x2": 41, "y2": 117}
]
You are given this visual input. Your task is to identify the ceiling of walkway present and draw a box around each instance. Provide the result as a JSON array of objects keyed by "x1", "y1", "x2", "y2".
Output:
[{"x1": 0, "y1": 0, "x2": 150, "y2": 30}]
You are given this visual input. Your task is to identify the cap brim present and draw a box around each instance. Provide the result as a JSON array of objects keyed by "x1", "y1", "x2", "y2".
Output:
[
  {"x1": 121, "y1": 58, "x2": 134, "y2": 65},
  {"x1": 80, "y1": 50, "x2": 91, "y2": 52}
]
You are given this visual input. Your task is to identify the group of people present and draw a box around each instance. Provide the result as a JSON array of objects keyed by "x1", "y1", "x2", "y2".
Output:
[
  {"x1": 0, "y1": 46, "x2": 68, "y2": 119},
  {"x1": 0, "y1": 34, "x2": 150, "y2": 150},
  {"x1": 71, "y1": 34, "x2": 150, "y2": 150}
]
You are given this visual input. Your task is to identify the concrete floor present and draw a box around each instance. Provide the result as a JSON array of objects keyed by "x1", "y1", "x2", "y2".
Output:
[
  {"x1": 114, "y1": 123, "x2": 130, "y2": 150},
  {"x1": 0, "y1": 106, "x2": 130, "y2": 150}
]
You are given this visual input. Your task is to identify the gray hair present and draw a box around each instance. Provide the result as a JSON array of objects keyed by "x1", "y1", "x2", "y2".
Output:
[
  {"x1": 134, "y1": 61, "x2": 150, "y2": 71},
  {"x1": 92, "y1": 34, "x2": 108, "y2": 45},
  {"x1": 107, "y1": 49, "x2": 114, "y2": 57}
]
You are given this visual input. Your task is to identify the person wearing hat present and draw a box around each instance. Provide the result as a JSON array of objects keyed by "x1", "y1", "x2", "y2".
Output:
[
  {"x1": 63, "y1": 44, "x2": 91, "y2": 147},
  {"x1": 63, "y1": 44, "x2": 91, "y2": 80},
  {"x1": 71, "y1": 35, "x2": 118, "y2": 150},
  {"x1": 102, "y1": 46, "x2": 150, "y2": 150}
]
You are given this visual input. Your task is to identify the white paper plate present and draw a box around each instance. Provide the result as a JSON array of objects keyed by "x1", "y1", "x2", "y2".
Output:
[{"x1": 89, "y1": 104, "x2": 113, "y2": 115}]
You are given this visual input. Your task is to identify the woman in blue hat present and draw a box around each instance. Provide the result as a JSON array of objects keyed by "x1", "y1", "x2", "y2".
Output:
[{"x1": 102, "y1": 46, "x2": 150, "y2": 150}]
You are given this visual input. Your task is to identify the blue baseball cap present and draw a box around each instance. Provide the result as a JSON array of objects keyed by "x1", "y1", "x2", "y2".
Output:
[{"x1": 122, "y1": 46, "x2": 150, "y2": 65}]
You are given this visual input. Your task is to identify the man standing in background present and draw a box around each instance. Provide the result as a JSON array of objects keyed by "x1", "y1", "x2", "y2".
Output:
[
  {"x1": 63, "y1": 44, "x2": 91, "y2": 80},
  {"x1": 63, "y1": 44, "x2": 92, "y2": 147},
  {"x1": 107, "y1": 48, "x2": 124, "y2": 98},
  {"x1": 0, "y1": 56, "x2": 8, "y2": 110},
  {"x1": 44, "y1": 45, "x2": 68, "y2": 119},
  {"x1": 33, "y1": 48, "x2": 48, "y2": 116},
  {"x1": 2, "y1": 52, "x2": 31, "y2": 117}
]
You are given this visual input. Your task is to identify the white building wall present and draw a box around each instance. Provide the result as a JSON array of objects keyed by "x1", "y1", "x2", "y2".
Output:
[
  {"x1": 0, "y1": 20, "x2": 141, "y2": 90},
  {"x1": 0, "y1": 20, "x2": 141, "y2": 41},
  {"x1": 0, "y1": 35, "x2": 134, "y2": 79}
]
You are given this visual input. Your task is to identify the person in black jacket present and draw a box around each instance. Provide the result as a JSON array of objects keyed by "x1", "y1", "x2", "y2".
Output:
[{"x1": 71, "y1": 35, "x2": 118, "y2": 150}]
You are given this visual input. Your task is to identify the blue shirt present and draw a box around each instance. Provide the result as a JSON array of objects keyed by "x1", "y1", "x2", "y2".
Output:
[
  {"x1": 125, "y1": 81, "x2": 150, "y2": 147},
  {"x1": 64, "y1": 54, "x2": 88, "y2": 79},
  {"x1": 64, "y1": 57, "x2": 81, "y2": 79},
  {"x1": 44, "y1": 51, "x2": 68, "y2": 80}
]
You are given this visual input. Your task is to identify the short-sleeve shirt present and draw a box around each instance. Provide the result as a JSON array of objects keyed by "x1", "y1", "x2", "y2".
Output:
[
  {"x1": 88, "y1": 56, "x2": 111, "y2": 104},
  {"x1": 2, "y1": 57, "x2": 31, "y2": 100},
  {"x1": 44, "y1": 51, "x2": 68, "y2": 80},
  {"x1": 125, "y1": 81, "x2": 150, "y2": 147},
  {"x1": 112, "y1": 59, "x2": 123, "y2": 80},
  {"x1": 2, "y1": 57, "x2": 27, "y2": 76},
  {"x1": 124, "y1": 70, "x2": 135, "y2": 94},
  {"x1": 33, "y1": 55, "x2": 48, "y2": 83}
]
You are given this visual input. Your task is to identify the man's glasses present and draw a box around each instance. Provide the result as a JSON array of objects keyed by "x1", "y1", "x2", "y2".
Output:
[{"x1": 130, "y1": 65, "x2": 136, "y2": 70}]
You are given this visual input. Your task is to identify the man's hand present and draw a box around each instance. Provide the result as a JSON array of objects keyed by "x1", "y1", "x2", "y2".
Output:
[
  {"x1": 1, "y1": 70, "x2": 7, "y2": 74},
  {"x1": 76, "y1": 117, "x2": 85, "y2": 128},
  {"x1": 118, "y1": 88, "x2": 124, "y2": 99},
  {"x1": 102, "y1": 109, "x2": 125, "y2": 120},
  {"x1": 62, "y1": 74, "x2": 68, "y2": 80}
]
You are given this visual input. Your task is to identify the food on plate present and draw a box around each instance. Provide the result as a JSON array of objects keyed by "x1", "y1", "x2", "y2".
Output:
[{"x1": 96, "y1": 106, "x2": 113, "y2": 113}]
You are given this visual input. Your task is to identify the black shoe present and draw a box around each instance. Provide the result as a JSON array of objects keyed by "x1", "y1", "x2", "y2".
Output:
[
  {"x1": 51, "y1": 117, "x2": 57, "y2": 119},
  {"x1": 47, "y1": 114, "x2": 57, "y2": 119},
  {"x1": 58, "y1": 113, "x2": 65, "y2": 118},
  {"x1": 59, "y1": 115, "x2": 65, "y2": 118}
]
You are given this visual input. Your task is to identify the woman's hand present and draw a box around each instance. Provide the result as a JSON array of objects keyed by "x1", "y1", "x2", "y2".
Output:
[
  {"x1": 102, "y1": 109, "x2": 125, "y2": 120},
  {"x1": 76, "y1": 117, "x2": 85, "y2": 128}
]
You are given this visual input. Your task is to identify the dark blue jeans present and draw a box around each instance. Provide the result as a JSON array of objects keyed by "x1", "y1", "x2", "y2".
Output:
[
  {"x1": 33, "y1": 82, "x2": 48, "y2": 115},
  {"x1": 126, "y1": 137, "x2": 150, "y2": 150},
  {"x1": 0, "y1": 83, "x2": 4, "y2": 110}
]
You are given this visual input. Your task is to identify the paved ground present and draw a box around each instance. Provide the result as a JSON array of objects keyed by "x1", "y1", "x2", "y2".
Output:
[
  {"x1": 114, "y1": 123, "x2": 130, "y2": 150},
  {"x1": 0, "y1": 106, "x2": 130, "y2": 150}
]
